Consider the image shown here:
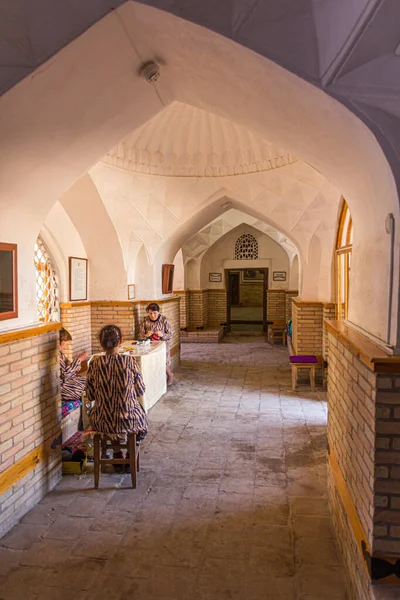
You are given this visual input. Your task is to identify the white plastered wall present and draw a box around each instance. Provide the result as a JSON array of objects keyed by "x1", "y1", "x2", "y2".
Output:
[
  {"x1": 0, "y1": 2, "x2": 397, "y2": 345},
  {"x1": 198, "y1": 225, "x2": 290, "y2": 290}
]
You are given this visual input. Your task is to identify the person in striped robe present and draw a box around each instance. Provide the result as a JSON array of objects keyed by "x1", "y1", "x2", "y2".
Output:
[
  {"x1": 138, "y1": 302, "x2": 174, "y2": 385},
  {"x1": 59, "y1": 328, "x2": 88, "y2": 404},
  {"x1": 87, "y1": 325, "x2": 148, "y2": 442}
]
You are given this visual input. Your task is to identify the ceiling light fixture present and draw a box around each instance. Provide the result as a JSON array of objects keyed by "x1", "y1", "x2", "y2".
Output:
[
  {"x1": 221, "y1": 201, "x2": 232, "y2": 210},
  {"x1": 139, "y1": 61, "x2": 161, "y2": 83}
]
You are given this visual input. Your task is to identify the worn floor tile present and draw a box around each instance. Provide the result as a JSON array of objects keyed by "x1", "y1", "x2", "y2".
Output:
[{"x1": 0, "y1": 337, "x2": 347, "y2": 600}]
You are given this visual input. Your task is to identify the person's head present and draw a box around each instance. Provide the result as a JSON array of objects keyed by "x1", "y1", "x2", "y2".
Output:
[
  {"x1": 146, "y1": 303, "x2": 160, "y2": 321},
  {"x1": 99, "y1": 324, "x2": 122, "y2": 352},
  {"x1": 59, "y1": 328, "x2": 72, "y2": 351}
]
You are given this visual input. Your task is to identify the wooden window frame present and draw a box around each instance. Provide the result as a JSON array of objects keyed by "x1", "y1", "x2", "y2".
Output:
[
  {"x1": 335, "y1": 199, "x2": 352, "y2": 321},
  {"x1": 0, "y1": 242, "x2": 18, "y2": 321},
  {"x1": 162, "y1": 264, "x2": 174, "y2": 294}
]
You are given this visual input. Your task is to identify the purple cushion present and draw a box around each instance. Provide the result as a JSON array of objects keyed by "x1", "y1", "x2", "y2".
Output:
[{"x1": 290, "y1": 355, "x2": 317, "y2": 364}]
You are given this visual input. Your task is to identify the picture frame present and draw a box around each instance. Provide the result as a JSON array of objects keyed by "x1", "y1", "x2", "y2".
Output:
[
  {"x1": 162, "y1": 264, "x2": 174, "y2": 294},
  {"x1": 128, "y1": 284, "x2": 136, "y2": 300},
  {"x1": 0, "y1": 243, "x2": 18, "y2": 321},
  {"x1": 69, "y1": 257, "x2": 88, "y2": 301},
  {"x1": 241, "y1": 269, "x2": 264, "y2": 283},
  {"x1": 209, "y1": 272, "x2": 222, "y2": 283},
  {"x1": 273, "y1": 271, "x2": 286, "y2": 282}
]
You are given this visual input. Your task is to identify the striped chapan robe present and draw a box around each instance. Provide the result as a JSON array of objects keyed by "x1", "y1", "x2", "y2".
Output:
[
  {"x1": 87, "y1": 353, "x2": 148, "y2": 440},
  {"x1": 60, "y1": 351, "x2": 86, "y2": 402},
  {"x1": 139, "y1": 314, "x2": 173, "y2": 365}
]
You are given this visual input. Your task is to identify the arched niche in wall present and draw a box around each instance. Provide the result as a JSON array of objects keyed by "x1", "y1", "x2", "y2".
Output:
[
  {"x1": 135, "y1": 244, "x2": 154, "y2": 300},
  {"x1": 41, "y1": 202, "x2": 87, "y2": 303},
  {"x1": 60, "y1": 175, "x2": 127, "y2": 301},
  {"x1": 173, "y1": 249, "x2": 185, "y2": 291},
  {"x1": 200, "y1": 224, "x2": 290, "y2": 289},
  {"x1": 290, "y1": 255, "x2": 299, "y2": 290}
]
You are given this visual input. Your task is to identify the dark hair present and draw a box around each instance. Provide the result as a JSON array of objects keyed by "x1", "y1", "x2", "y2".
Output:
[
  {"x1": 60, "y1": 328, "x2": 72, "y2": 343},
  {"x1": 99, "y1": 325, "x2": 122, "y2": 351},
  {"x1": 146, "y1": 303, "x2": 160, "y2": 312}
]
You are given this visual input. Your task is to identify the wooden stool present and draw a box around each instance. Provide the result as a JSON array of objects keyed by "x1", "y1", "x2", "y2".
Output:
[
  {"x1": 268, "y1": 321, "x2": 287, "y2": 345},
  {"x1": 290, "y1": 356, "x2": 323, "y2": 391},
  {"x1": 93, "y1": 432, "x2": 140, "y2": 489}
]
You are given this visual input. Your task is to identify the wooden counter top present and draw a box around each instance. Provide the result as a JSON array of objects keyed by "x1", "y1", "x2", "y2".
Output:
[{"x1": 325, "y1": 320, "x2": 400, "y2": 373}]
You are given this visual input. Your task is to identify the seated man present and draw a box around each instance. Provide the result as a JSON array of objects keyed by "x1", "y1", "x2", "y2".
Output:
[{"x1": 59, "y1": 328, "x2": 88, "y2": 417}]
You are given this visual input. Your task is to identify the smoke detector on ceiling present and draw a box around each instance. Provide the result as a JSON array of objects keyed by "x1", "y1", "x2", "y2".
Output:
[{"x1": 139, "y1": 61, "x2": 161, "y2": 83}]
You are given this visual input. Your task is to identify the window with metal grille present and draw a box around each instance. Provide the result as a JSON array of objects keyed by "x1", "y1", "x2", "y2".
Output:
[
  {"x1": 34, "y1": 238, "x2": 59, "y2": 322},
  {"x1": 235, "y1": 233, "x2": 258, "y2": 259}
]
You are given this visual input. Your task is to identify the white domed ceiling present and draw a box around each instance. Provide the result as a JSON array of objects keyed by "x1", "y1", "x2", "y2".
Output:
[{"x1": 103, "y1": 101, "x2": 298, "y2": 177}]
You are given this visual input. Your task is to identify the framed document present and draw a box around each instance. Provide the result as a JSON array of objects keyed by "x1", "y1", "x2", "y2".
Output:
[
  {"x1": 128, "y1": 284, "x2": 136, "y2": 300},
  {"x1": 0, "y1": 243, "x2": 18, "y2": 321},
  {"x1": 69, "y1": 257, "x2": 88, "y2": 301},
  {"x1": 273, "y1": 271, "x2": 286, "y2": 282}
]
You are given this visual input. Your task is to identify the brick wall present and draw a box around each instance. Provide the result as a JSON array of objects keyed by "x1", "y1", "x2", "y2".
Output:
[
  {"x1": 175, "y1": 291, "x2": 189, "y2": 328},
  {"x1": 0, "y1": 326, "x2": 62, "y2": 536},
  {"x1": 267, "y1": 289, "x2": 286, "y2": 322},
  {"x1": 374, "y1": 374, "x2": 400, "y2": 555},
  {"x1": 91, "y1": 302, "x2": 134, "y2": 353},
  {"x1": 322, "y1": 303, "x2": 336, "y2": 360},
  {"x1": 188, "y1": 290, "x2": 207, "y2": 328},
  {"x1": 285, "y1": 290, "x2": 298, "y2": 321},
  {"x1": 292, "y1": 298, "x2": 323, "y2": 355},
  {"x1": 327, "y1": 322, "x2": 400, "y2": 597},
  {"x1": 328, "y1": 468, "x2": 371, "y2": 600},
  {"x1": 328, "y1": 331, "x2": 375, "y2": 546},
  {"x1": 60, "y1": 302, "x2": 91, "y2": 359},
  {"x1": 240, "y1": 283, "x2": 263, "y2": 307},
  {"x1": 207, "y1": 290, "x2": 227, "y2": 326}
]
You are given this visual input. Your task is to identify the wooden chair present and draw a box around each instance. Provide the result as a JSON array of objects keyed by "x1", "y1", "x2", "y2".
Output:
[{"x1": 93, "y1": 432, "x2": 140, "y2": 489}]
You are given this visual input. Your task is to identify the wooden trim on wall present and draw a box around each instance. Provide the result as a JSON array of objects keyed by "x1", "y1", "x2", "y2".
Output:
[
  {"x1": 329, "y1": 450, "x2": 371, "y2": 565},
  {"x1": 133, "y1": 296, "x2": 181, "y2": 305},
  {"x1": 0, "y1": 442, "x2": 48, "y2": 495},
  {"x1": 0, "y1": 242, "x2": 18, "y2": 321},
  {"x1": 292, "y1": 297, "x2": 323, "y2": 307},
  {"x1": 61, "y1": 298, "x2": 183, "y2": 311},
  {"x1": 0, "y1": 322, "x2": 61, "y2": 346},
  {"x1": 60, "y1": 301, "x2": 92, "y2": 309},
  {"x1": 325, "y1": 320, "x2": 400, "y2": 373}
]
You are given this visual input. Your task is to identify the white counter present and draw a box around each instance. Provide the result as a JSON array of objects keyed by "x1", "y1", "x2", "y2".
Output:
[{"x1": 120, "y1": 341, "x2": 167, "y2": 412}]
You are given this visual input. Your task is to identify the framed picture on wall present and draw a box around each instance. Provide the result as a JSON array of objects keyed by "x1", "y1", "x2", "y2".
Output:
[
  {"x1": 273, "y1": 271, "x2": 286, "y2": 281},
  {"x1": 128, "y1": 284, "x2": 136, "y2": 300},
  {"x1": 69, "y1": 257, "x2": 88, "y2": 301},
  {"x1": 0, "y1": 242, "x2": 18, "y2": 321},
  {"x1": 241, "y1": 269, "x2": 264, "y2": 283},
  {"x1": 209, "y1": 272, "x2": 222, "y2": 282},
  {"x1": 162, "y1": 264, "x2": 174, "y2": 294}
]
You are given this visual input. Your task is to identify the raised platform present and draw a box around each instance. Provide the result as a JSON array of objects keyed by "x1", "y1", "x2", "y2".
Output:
[{"x1": 181, "y1": 327, "x2": 224, "y2": 343}]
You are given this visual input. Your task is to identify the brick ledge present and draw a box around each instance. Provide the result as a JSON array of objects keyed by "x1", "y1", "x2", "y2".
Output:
[
  {"x1": 0, "y1": 322, "x2": 61, "y2": 345},
  {"x1": 325, "y1": 320, "x2": 400, "y2": 373}
]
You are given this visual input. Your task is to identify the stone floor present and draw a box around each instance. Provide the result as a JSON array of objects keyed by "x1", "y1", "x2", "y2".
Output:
[{"x1": 0, "y1": 336, "x2": 348, "y2": 600}]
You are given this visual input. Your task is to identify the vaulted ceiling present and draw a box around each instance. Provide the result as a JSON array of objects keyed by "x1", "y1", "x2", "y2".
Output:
[{"x1": 1, "y1": 0, "x2": 400, "y2": 190}]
